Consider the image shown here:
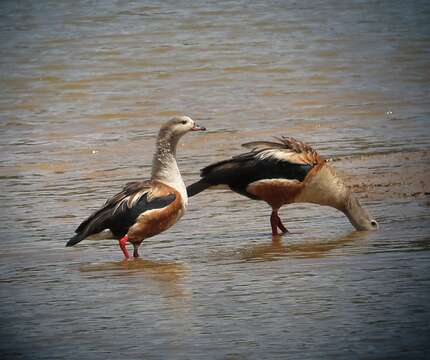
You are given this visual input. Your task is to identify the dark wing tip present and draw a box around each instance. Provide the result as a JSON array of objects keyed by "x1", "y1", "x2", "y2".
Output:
[{"x1": 66, "y1": 233, "x2": 83, "y2": 247}]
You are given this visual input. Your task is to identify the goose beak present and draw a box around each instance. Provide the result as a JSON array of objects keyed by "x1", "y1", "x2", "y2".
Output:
[{"x1": 191, "y1": 124, "x2": 206, "y2": 131}]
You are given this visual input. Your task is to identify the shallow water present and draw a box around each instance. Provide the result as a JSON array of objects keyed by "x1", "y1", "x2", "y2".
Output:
[{"x1": 1, "y1": 0, "x2": 430, "y2": 359}]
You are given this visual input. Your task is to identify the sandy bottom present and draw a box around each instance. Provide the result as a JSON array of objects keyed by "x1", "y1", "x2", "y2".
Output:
[{"x1": 336, "y1": 149, "x2": 430, "y2": 202}]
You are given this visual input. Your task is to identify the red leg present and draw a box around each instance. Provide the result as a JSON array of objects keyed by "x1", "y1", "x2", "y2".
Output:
[
  {"x1": 277, "y1": 216, "x2": 289, "y2": 234},
  {"x1": 270, "y1": 211, "x2": 279, "y2": 236},
  {"x1": 133, "y1": 243, "x2": 140, "y2": 258},
  {"x1": 119, "y1": 235, "x2": 129, "y2": 259}
]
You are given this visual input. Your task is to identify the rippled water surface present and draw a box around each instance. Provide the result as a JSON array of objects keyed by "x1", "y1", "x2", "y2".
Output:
[{"x1": 1, "y1": 1, "x2": 430, "y2": 359}]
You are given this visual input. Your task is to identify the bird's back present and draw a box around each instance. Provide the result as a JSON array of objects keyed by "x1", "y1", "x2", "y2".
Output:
[{"x1": 188, "y1": 136, "x2": 321, "y2": 199}]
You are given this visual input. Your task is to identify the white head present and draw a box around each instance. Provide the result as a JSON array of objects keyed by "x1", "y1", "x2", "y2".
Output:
[
  {"x1": 155, "y1": 116, "x2": 206, "y2": 159},
  {"x1": 152, "y1": 116, "x2": 206, "y2": 186},
  {"x1": 159, "y1": 116, "x2": 206, "y2": 139}
]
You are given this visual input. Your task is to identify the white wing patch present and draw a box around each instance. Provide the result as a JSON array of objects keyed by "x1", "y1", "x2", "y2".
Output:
[
  {"x1": 113, "y1": 189, "x2": 149, "y2": 214},
  {"x1": 255, "y1": 149, "x2": 313, "y2": 165},
  {"x1": 243, "y1": 137, "x2": 322, "y2": 166}
]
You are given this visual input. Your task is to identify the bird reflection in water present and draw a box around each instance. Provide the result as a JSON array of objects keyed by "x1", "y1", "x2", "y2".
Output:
[
  {"x1": 237, "y1": 231, "x2": 368, "y2": 262},
  {"x1": 79, "y1": 258, "x2": 190, "y2": 298},
  {"x1": 80, "y1": 257, "x2": 186, "y2": 272}
]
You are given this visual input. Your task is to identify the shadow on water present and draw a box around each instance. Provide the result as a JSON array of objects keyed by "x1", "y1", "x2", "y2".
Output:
[{"x1": 230, "y1": 231, "x2": 371, "y2": 262}]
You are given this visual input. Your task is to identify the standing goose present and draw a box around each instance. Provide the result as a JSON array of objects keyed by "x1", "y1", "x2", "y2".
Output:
[
  {"x1": 66, "y1": 116, "x2": 206, "y2": 259},
  {"x1": 187, "y1": 136, "x2": 378, "y2": 235}
]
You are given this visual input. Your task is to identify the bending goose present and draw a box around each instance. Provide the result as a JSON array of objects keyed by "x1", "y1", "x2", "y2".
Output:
[
  {"x1": 187, "y1": 136, "x2": 378, "y2": 235},
  {"x1": 66, "y1": 116, "x2": 206, "y2": 259}
]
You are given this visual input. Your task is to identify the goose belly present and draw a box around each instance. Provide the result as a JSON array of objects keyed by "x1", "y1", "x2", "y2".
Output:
[{"x1": 246, "y1": 178, "x2": 304, "y2": 209}]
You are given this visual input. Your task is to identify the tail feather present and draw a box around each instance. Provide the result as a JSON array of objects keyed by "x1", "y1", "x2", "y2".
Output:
[
  {"x1": 66, "y1": 209, "x2": 113, "y2": 247},
  {"x1": 187, "y1": 179, "x2": 211, "y2": 197},
  {"x1": 66, "y1": 232, "x2": 87, "y2": 247}
]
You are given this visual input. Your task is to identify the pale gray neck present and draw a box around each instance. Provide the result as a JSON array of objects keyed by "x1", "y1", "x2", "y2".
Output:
[
  {"x1": 295, "y1": 164, "x2": 349, "y2": 210},
  {"x1": 151, "y1": 132, "x2": 187, "y2": 204},
  {"x1": 341, "y1": 194, "x2": 372, "y2": 231},
  {"x1": 295, "y1": 164, "x2": 372, "y2": 231}
]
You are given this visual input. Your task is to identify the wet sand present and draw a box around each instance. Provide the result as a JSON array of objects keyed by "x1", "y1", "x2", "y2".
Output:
[{"x1": 337, "y1": 149, "x2": 430, "y2": 201}]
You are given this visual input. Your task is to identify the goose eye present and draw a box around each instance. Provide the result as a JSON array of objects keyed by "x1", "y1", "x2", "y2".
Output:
[
  {"x1": 370, "y1": 220, "x2": 378, "y2": 227},
  {"x1": 181, "y1": 120, "x2": 187, "y2": 125}
]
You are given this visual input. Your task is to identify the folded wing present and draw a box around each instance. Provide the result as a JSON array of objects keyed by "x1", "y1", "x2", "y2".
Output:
[{"x1": 66, "y1": 180, "x2": 176, "y2": 246}]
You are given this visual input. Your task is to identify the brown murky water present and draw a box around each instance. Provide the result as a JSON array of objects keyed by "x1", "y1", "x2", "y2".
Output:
[{"x1": 1, "y1": 1, "x2": 430, "y2": 359}]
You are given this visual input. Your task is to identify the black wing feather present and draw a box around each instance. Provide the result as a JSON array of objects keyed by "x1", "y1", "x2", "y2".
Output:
[
  {"x1": 66, "y1": 181, "x2": 175, "y2": 247},
  {"x1": 201, "y1": 154, "x2": 311, "y2": 186},
  {"x1": 75, "y1": 181, "x2": 150, "y2": 233},
  {"x1": 193, "y1": 150, "x2": 311, "y2": 199},
  {"x1": 107, "y1": 192, "x2": 176, "y2": 237},
  {"x1": 188, "y1": 136, "x2": 319, "y2": 199}
]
